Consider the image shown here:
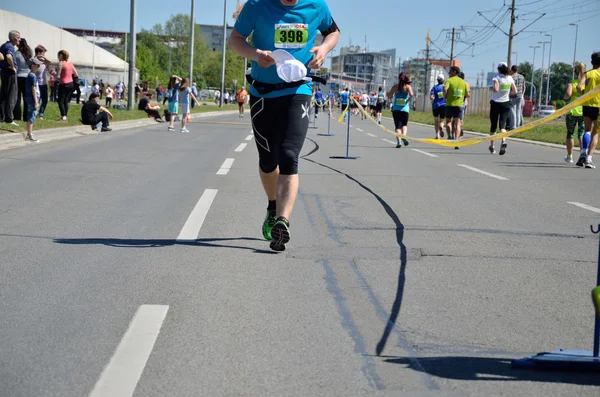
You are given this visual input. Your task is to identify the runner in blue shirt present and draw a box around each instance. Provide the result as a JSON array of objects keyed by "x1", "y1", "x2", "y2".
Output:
[
  {"x1": 376, "y1": 87, "x2": 385, "y2": 124},
  {"x1": 388, "y1": 72, "x2": 413, "y2": 148},
  {"x1": 229, "y1": 0, "x2": 340, "y2": 251},
  {"x1": 339, "y1": 87, "x2": 349, "y2": 120},
  {"x1": 314, "y1": 86, "x2": 323, "y2": 118},
  {"x1": 429, "y1": 75, "x2": 446, "y2": 139}
]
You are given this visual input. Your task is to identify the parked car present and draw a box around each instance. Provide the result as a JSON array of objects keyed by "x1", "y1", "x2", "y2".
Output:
[
  {"x1": 72, "y1": 78, "x2": 92, "y2": 102},
  {"x1": 534, "y1": 105, "x2": 556, "y2": 118}
]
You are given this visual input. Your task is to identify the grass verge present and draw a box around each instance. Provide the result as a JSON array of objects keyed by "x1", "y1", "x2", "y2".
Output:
[
  {"x1": 0, "y1": 101, "x2": 239, "y2": 134},
  {"x1": 383, "y1": 110, "x2": 568, "y2": 146}
]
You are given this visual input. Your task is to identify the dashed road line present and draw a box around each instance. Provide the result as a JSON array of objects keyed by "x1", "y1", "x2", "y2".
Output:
[
  {"x1": 382, "y1": 139, "x2": 396, "y2": 145},
  {"x1": 88, "y1": 305, "x2": 169, "y2": 397},
  {"x1": 457, "y1": 164, "x2": 509, "y2": 181},
  {"x1": 410, "y1": 148, "x2": 439, "y2": 158},
  {"x1": 568, "y1": 202, "x2": 600, "y2": 214},
  {"x1": 216, "y1": 158, "x2": 235, "y2": 175},
  {"x1": 245, "y1": 135, "x2": 254, "y2": 141},
  {"x1": 367, "y1": 133, "x2": 377, "y2": 138},
  {"x1": 356, "y1": 128, "x2": 364, "y2": 132},
  {"x1": 177, "y1": 189, "x2": 219, "y2": 241},
  {"x1": 234, "y1": 143, "x2": 248, "y2": 152}
]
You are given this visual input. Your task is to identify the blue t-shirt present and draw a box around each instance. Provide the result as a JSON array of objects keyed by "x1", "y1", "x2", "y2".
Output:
[
  {"x1": 430, "y1": 84, "x2": 446, "y2": 109},
  {"x1": 168, "y1": 84, "x2": 180, "y2": 103},
  {"x1": 315, "y1": 90, "x2": 323, "y2": 103},
  {"x1": 340, "y1": 91, "x2": 349, "y2": 105},
  {"x1": 25, "y1": 72, "x2": 38, "y2": 104},
  {"x1": 392, "y1": 89, "x2": 410, "y2": 113},
  {"x1": 234, "y1": 0, "x2": 334, "y2": 99},
  {"x1": 178, "y1": 87, "x2": 192, "y2": 105},
  {"x1": 0, "y1": 41, "x2": 16, "y2": 70}
]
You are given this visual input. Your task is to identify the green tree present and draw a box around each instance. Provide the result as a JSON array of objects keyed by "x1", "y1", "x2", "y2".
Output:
[{"x1": 549, "y1": 62, "x2": 573, "y2": 103}]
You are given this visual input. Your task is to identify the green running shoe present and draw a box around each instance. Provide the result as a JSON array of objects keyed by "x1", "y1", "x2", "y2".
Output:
[
  {"x1": 262, "y1": 210, "x2": 277, "y2": 240},
  {"x1": 270, "y1": 217, "x2": 290, "y2": 252},
  {"x1": 401, "y1": 138, "x2": 409, "y2": 146}
]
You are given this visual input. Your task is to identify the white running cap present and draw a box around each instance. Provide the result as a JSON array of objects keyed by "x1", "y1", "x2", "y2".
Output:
[{"x1": 270, "y1": 49, "x2": 309, "y2": 83}]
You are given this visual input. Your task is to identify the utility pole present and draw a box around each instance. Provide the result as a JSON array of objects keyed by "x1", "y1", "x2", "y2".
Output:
[
  {"x1": 422, "y1": 29, "x2": 431, "y2": 112},
  {"x1": 507, "y1": 0, "x2": 516, "y2": 67},
  {"x1": 529, "y1": 45, "x2": 540, "y2": 100},
  {"x1": 188, "y1": 0, "x2": 195, "y2": 81},
  {"x1": 219, "y1": 0, "x2": 227, "y2": 108},
  {"x1": 450, "y1": 27, "x2": 455, "y2": 66},
  {"x1": 545, "y1": 34, "x2": 553, "y2": 105},
  {"x1": 127, "y1": 0, "x2": 136, "y2": 111},
  {"x1": 538, "y1": 41, "x2": 548, "y2": 109}
]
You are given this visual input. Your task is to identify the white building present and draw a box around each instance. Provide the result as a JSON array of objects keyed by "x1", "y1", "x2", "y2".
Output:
[{"x1": 0, "y1": 9, "x2": 137, "y2": 86}]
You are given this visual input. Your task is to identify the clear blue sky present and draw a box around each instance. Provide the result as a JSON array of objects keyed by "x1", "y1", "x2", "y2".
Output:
[{"x1": 2, "y1": 0, "x2": 598, "y2": 84}]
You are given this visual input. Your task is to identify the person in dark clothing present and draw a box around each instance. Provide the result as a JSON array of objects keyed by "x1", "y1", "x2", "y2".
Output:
[
  {"x1": 138, "y1": 96, "x2": 163, "y2": 121},
  {"x1": 81, "y1": 93, "x2": 113, "y2": 131}
]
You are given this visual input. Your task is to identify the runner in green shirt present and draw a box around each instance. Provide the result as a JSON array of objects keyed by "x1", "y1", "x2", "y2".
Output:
[{"x1": 443, "y1": 66, "x2": 469, "y2": 148}]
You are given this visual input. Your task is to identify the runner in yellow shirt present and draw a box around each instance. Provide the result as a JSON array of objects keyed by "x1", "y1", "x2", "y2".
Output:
[
  {"x1": 443, "y1": 66, "x2": 469, "y2": 149},
  {"x1": 576, "y1": 51, "x2": 600, "y2": 169}
]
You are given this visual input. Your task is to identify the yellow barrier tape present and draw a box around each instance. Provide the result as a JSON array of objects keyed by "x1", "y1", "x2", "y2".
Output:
[
  {"x1": 344, "y1": 85, "x2": 600, "y2": 148},
  {"x1": 337, "y1": 102, "x2": 350, "y2": 123}
]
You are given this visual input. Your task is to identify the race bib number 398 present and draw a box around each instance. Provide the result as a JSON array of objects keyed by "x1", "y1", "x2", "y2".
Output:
[{"x1": 275, "y1": 24, "x2": 309, "y2": 49}]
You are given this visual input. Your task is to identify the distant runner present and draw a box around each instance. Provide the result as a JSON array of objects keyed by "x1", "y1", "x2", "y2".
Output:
[
  {"x1": 340, "y1": 87, "x2": 349, "y2": 121},
  {"x1": 564, "y1": 62, "x2": 585, "y2": 163},
  {"x1": 443, "y1": 66, "x2": 469, "y2": 150},
  {"x1": 387, "y1": 72, "x2": 413, "y2": 148},
  {"x1": 430, "y1": 75, "x2": 446, "y2": 139},
  {"x1": 376, "y1": 87, "x2": 385, "y2": 124},
  {"x1": 360, "y1": 90, "x2": 369, "y2": 119},
  {"x1": 576, "y1": 51, "x2": 600, "y2": 169},
  {"x1": 236, "y1": 86, "x2": 248, "y2": 118},
  {"x1": 489, "y1": 62, "x2": 517, "y2": 155}
]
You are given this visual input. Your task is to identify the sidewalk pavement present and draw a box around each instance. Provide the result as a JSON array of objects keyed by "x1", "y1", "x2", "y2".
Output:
[{"x1": 0, "y1": 110, "x2": 238, "y2": 152}]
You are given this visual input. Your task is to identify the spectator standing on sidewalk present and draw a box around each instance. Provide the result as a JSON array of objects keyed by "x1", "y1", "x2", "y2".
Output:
[
  {"x1": 34, "y1": 45, "x2": 49, "y2": 120},
  {"x1": 105, "y1": 84, "x2": 113, "y2": 108},
  {"x1": 49, "y1": 69, "x2": 58, "y2": 102},
  {"x1": 0, "y1": 30, "x2": 21, "y2": 126},
  {"x1": 14, "y1": 38, "x2": 33, "y2": 122},
  {"x1": 23, "y1": 57, "x2": 43, "y2": 142},
  {"x1": 56, "y1": 50, "x2": 78, "y2": 121},
  {"x1": 191, "y1": 82, "x2": 199, "y2": 109},
  {"x1": 509, "y1": 65, "x2": 525, "y2": 130}
]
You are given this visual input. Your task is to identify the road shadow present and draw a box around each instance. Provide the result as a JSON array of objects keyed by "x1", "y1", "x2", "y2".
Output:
[
  {"x1": 301, "y1": 137, "x2": 409, "y2": 357},
  {"x1": 382, "y1": 355, "x2": 600, "y2": 386},
  {"x1": 53, "y1": 237, "x2": 277, "y2": 254},
  {"x1": 497, "y1": 162, "x2": 574, "y2": 169}
]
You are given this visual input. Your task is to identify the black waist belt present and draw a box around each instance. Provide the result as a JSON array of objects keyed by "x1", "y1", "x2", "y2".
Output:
[{"x1": 246, "y1": 75, "x2": 328, "y2": 95}]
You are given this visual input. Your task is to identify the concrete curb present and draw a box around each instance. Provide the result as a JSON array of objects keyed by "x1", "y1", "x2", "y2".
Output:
[
  {"x1": 382, "y1": 116, "x2": 600, "y2": 154},
  {"x1": 0, "y1": 110, "x2": 239, "y2": 152}
]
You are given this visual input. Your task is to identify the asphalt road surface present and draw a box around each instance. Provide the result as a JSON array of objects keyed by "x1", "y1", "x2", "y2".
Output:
[{"x1": 1, "y1": 109, "x2": 600, "y2": 397}]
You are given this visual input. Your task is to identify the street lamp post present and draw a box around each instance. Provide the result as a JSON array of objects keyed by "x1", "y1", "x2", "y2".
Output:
[
  {"x1": 92, "y1": 23, "x2": 96, "y2": 80},
  {"x1": 545, "y1": 34, "x2": 553, "y2": 105},
  {"x1": 188, "y1": 0, "x2": 195, "y2": 81},
  {"x1": 537, "y1": 41, "x2": 548, "y2": 109},
  {"x1": 219, "y1": 0, "x2": 227, "y2": 108},
  {"x1": 569, "y1": 23, "x2": 579, "y2": 80},
  {"x1": 127, "y1": 0, "x2": 137, "y2": 110},
  {"x1": 529, "y1": 45, "x2": 539, "y2": 100}
]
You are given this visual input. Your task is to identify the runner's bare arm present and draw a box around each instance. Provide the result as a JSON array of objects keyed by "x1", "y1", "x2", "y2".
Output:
[
  {"x1": 308, "y1": 30, "x2": 340, "y2": 69},
  {"x1": 386, "y1": 85, "x2": 397, "y2": 100},
  {"x1": 577, "y1": 74, "x2": 586, "y2": 94},
  {"x1": 408, "y1": 85, "x2": 415, "y2": 98},
  {"x1": 228, "y1": 29, "x2": 274, "y2": 68},
  {"x1": 564, "y1": 82, "x2": 573, "y2": 100}
]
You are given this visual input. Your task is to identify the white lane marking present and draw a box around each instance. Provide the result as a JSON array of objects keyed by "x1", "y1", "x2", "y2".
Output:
[
  {"x1": 382, "y1": 139, "x2": 396, "y2": 145},
  {"x1": 216, "y1": 158, "x2": 235, "y2": 175},
  {"x1": 411, "y1": 148, "x2": 439, "y2": 158},
  {"x1": 356, "y1": 128, "x2": 364, "y2": 132},
  {"x1": 177, "y1": 189, "x2": 219, "y2": 241},
  {"x1": 367, "y1": 133, "x2": 377, "y2": 138},
  {"x1": 568, "y1": 202, "x2": 600, "y2": 214},
  {"x1": 457, "y1": 164, "x2": 509, "y2": 181},
  {"x1": 234, "y1": 143, "x2": 248, "y2": 152},
  {"x1": 245, "y1": 135, "x2": 253, "y2": 141},
  {"x1": 88, "y1": 305, "x2": 169, "y2": 397}
]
